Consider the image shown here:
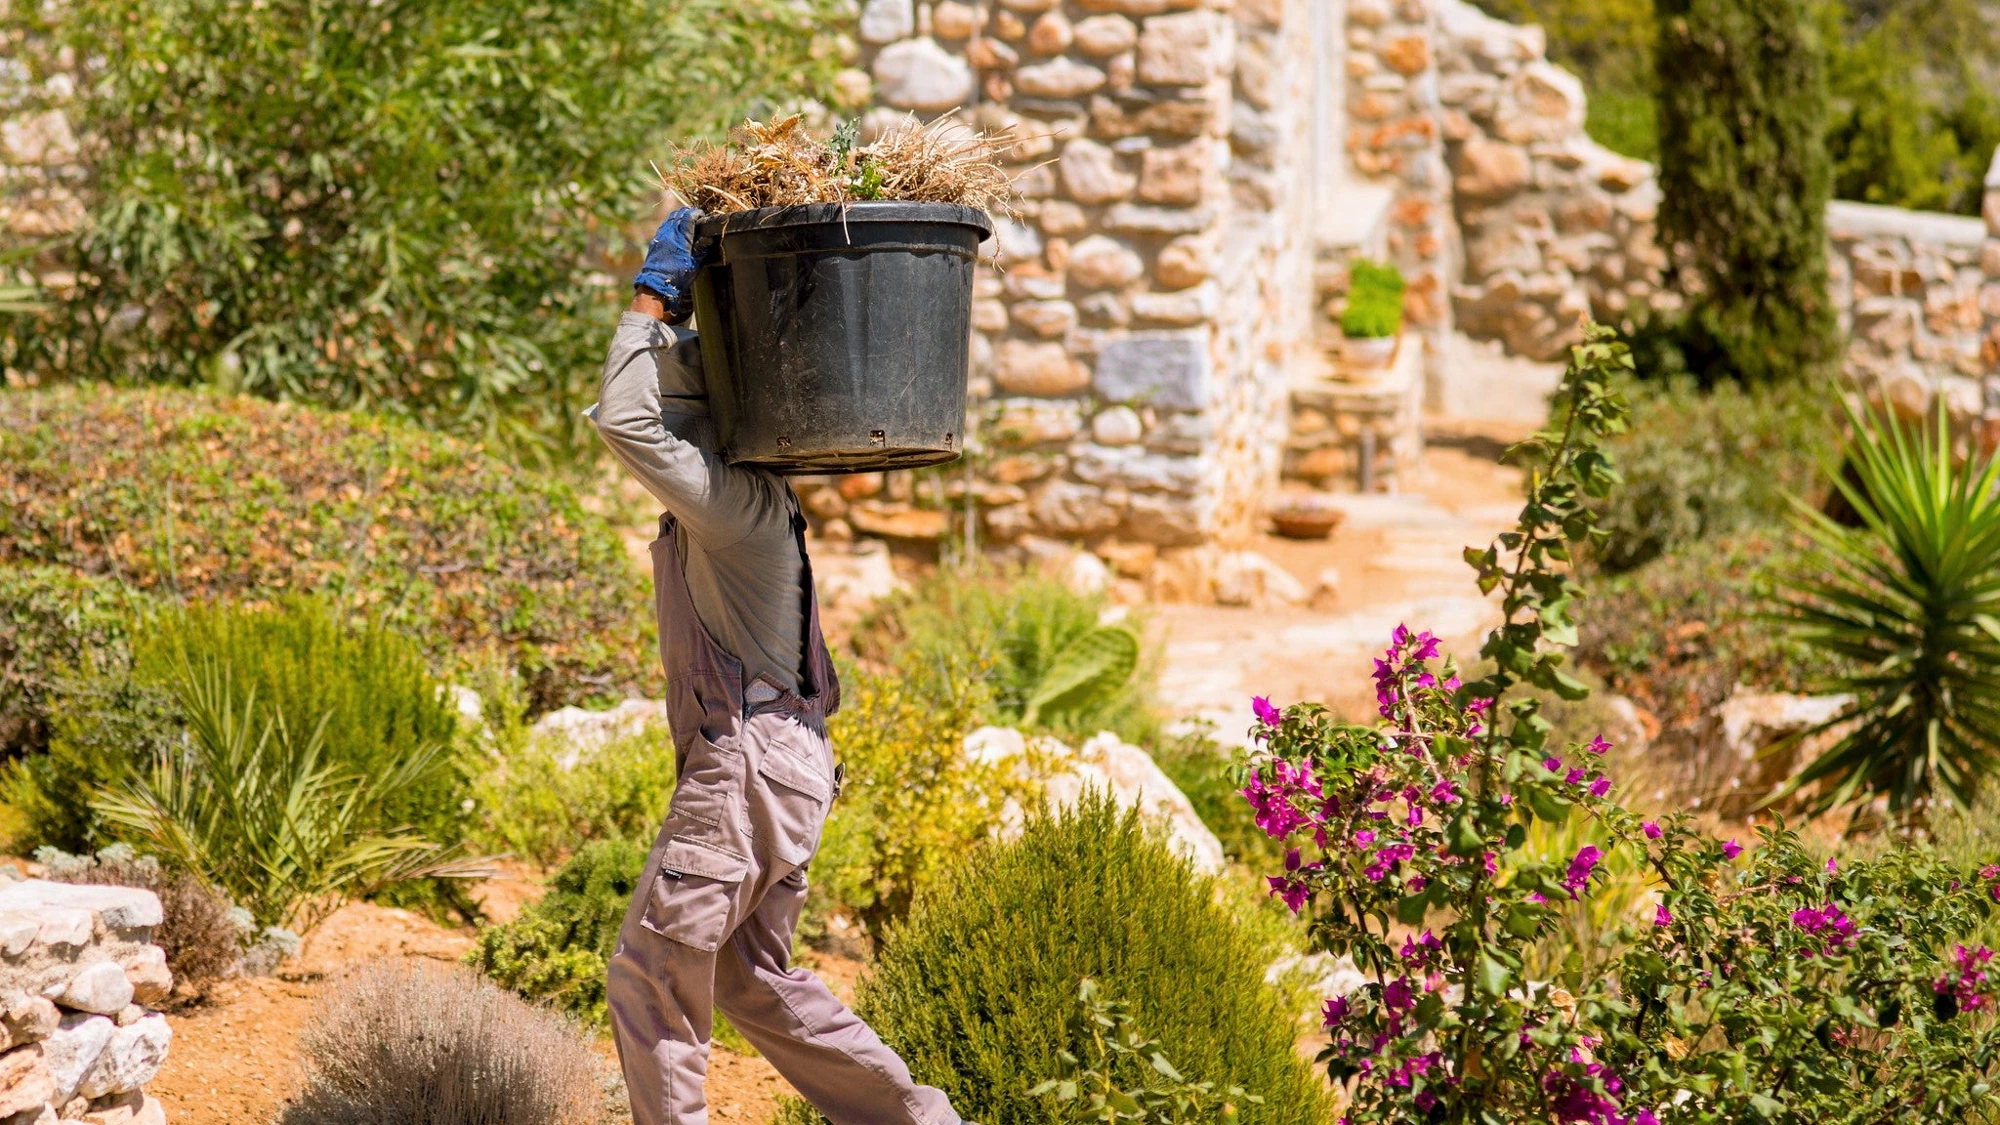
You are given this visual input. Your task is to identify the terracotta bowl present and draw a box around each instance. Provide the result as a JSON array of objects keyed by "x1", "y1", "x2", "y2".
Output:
[{"x1": 1270, "y1": 506, "x2": 1346, "y2": 540}]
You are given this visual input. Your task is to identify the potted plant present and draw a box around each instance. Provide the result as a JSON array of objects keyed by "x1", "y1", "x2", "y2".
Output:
[{"x1": 1338, "y1": 259, "x2": 1405, "y2": 375}]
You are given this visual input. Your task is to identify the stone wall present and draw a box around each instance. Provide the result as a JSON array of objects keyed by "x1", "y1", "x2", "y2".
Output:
[
  {"x1": 0, "y1": 880, "x2": 173, "y2": 1125},
  {"x1": 792, "y1": 0, "x2": 1345, "y2": 581}
]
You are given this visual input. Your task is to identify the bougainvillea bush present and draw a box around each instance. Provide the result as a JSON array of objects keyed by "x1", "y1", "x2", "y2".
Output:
[{"x1": 1243, "y1": 328, "x2": 2000, "y2": 1124}]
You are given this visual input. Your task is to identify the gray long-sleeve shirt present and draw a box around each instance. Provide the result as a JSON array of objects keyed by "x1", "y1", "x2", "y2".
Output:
[{"x1": 592, "y1": 311, "x2": 806, "y2": 695}]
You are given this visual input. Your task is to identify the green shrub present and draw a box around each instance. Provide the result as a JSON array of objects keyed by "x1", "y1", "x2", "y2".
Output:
[
  {"x1": 0, "y1": 0, "x2": 843, "y2": 455},
  {"x1": 0, "y1": 386, "x2": 650, "y2": 712},
  {"x1": 1589, "y1": 375, "x2": 1837, "y2": 573},
  {"x1": 813, "y1": 659, "x2": 1045, "y2": 944},
  {"x1": 1339, "y1": 259, "x2": 1406, "y2": 340},
  {"x1": 857, "y1": 567, "x2": 1158, "y2": 745},
  {"x1": 468, "y1": 836, "x2": 649, "y2": 1026},
  {"x1": 8, "y1": 596, "x2": 474, "y2": 855},
  {"x1": 95, "y1": 654, "x2": 474, "y2": 931},
  {"x1": 1655, "y1": 0, "x2": 1838, "y2": 384},
  {"x1": 1029, "y1": 978, "x2": 1264, "y2": 1122},
  {"x1": 471, "y1": 724, "x2": 678, "y2": 869},
  {"x1": 1771, "y1": 405, "x2": 2000, "y2": 816},
  {"x1": 0, "y1": 566, "x2": 151, "y2": 759},
  {"x1": 786, "y1": 794, "x2": 1329, "y2": 1125}
]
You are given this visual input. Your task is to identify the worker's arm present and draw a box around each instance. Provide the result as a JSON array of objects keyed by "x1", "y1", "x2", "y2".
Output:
[{"x1": 592, "y1": 210, "x2": 781, "y2": 549}]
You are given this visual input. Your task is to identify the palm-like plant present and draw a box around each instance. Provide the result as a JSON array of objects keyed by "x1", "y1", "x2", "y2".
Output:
[
  {"x1": 1770, "y1": 403, "x2": 2000, "y2": 816},
  {"x1": 95, "y1": 657, "x2": 486, "y2": 932}
]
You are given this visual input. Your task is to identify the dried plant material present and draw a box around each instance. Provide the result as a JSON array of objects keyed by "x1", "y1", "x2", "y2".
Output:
[
  {"x1": 280, "y1": 960, "x2": 602, "y2": 1125},
  {"x1": 665, "y1": 114, "x2": 1011, "y2": 215}
]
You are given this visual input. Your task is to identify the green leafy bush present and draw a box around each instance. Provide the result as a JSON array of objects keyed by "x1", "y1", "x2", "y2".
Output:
[
  {"x1": 1588, "y1": 375, "x2": 1836, "y2": 573},
  {"x1": 1029, "y1": 978, "x2": 1263, "y2": 1123},
  {"x1": 471, "y1": 724, "x2": 678, "y2": 870},
  {"x1": 0, "y1": 386, "x2": 650, "y2": 712},
  {"x1": 0, "y1": 0, "x2": 843, "y2": 454},
  {"x1": 783, "y1": 794, "x2": 1329, "y2": 1125},
  {"x1": 96, "y1": 654, "x2": 475, "y2": 931},
  {"x1": 858, "y1": 567, "x2": 1157, "y2": 745},
  {"x1": 1770, "y1": 406, "x2": 2000, "y2": 816},
  {"x1": 1339, "y1": 259, "x2": 1406, "y2": 340},
  {"x1": 8, "y1": 596, "x2": 474, "y2": 856},
  {"x1": 1656, "y1": 0, "x2": 1839, "y2": 385},
  {"x1": 468, "y1": 836, "x2": 650, "y2": 1026},
  {"x1": 0, "y1": 565, "x2": 150, "y2": 759}
]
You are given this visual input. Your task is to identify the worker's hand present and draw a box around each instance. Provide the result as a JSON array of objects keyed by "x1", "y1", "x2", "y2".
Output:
[{"x1": 632, "y1": 207, "x2": 705, "y2": 322}]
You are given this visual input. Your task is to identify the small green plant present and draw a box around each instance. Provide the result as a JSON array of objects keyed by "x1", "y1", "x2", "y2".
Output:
[
  {"x1": 282, "y1": 961, "x2": 600, "y2": 1125},
  {"x1": 1340, "y1": 260, "x2": 1406, "y2": 340},
  {"x1": 1030, "y1": 978, "x2": 1263, "y2": 1123},
  {"x1": 468, "y1": 836, "x2": 649, "y2": 1026},
  {"x1": 0, "y1": 565, "x2": 149, "y2": 760},
  {"x1": 471, "y1": 724, "x2": 678, "y2": 868},
  {"x1": 94, "y1": 657, "x2": 480, "y2": 932},
  {"x1": 797, "y1": 793, "x2": 1330, "y2": 1125},
  {"x1": 1770, "y1": 404, "x2": 2000, "y2": 817}
]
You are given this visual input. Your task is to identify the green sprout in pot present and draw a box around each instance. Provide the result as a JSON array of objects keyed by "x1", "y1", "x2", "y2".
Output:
[{"x1": 1340, "y1": 260, "x2": 1406, "y2": 340}]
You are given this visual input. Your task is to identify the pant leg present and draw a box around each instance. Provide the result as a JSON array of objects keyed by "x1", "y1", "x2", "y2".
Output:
[{"x1": 713, "y1": 869, "x2": 959, "y2": 1125}]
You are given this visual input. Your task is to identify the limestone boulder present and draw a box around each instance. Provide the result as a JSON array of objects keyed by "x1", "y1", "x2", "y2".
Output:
[
  {"x1": 1137, "y1": 11, "x2": 1227, "y2": 87},
  {"x1": 73, "y1": 1015, "x2": 169, "y2": 1101},
  {"x1": 1015, "y1": 56, "x2": 1105, "y2": 99},
  {"x1": 0, "y1": 1045, "x2": 55, "y2": 1118},
  {"x1": 1058, "y1": 139, "x2": 1136, "y2": 205},
  {"x1": 1067, "y1": 235, "x2": 1146, "y2": 288},
  {"x1": 994, "y1": 340, "x2": 1089, "y2": 397},
  {"x1": 1073, "y1": 14, "x2": 1138, "y2": 56},
  {"x1": 872, "y1": 38, "x2": 975, "y2": 112}
]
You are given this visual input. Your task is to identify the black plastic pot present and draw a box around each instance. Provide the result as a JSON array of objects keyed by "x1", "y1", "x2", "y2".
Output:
[{"x1": 690, "y1": 201, "x2": 994, "y2": 475}]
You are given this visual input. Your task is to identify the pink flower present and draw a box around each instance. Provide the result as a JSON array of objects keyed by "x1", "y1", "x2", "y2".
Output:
[
  {"x1": 1588, "y1": 776, "x2": 1612, "y2": 798},
  {"x1": 1429, "y1": 779, "x2": 1459, "y2": 805},
  {"x1": 1252, "y1": 695, "x2": 1282, "y2": 727},
  {"x1": 1936, "y1": 944, "x2": 1995, "y2": 1014},
  {"x1": 1565, "y1": 767, "x2": 1588, "y2": 785},
  {"x1": 1654, "y1": 903, "x2": 1672, "y2": 927},
  {"x1": 1587, "y1": 735, "x2": 1612, "y2": 755},
  {"x1": 1544, "y1": 756, "x2": 1564, "y2": 773},
  {"x1": 1322, "y1": 995, "x2": 1351, "y2": 1028},
  {"x1": 1354, "y1": 829, "x2": 1376, "y2": 846},
  {"x1": 1383, "y1": 976, "x2": 1418, "y2": 1013},
  {"x1": 1563, "y1": 846, "x2": 1604, "y2": 899},
  {"x1": 1792, "y1": 902, "x2": 1857, "y2": 955},
  {"x1": 1642, "y1": 822, "x2": 1661, "y2": 840},
  {"x1": 1826, "y1": 857, "x2": 1838, "y2": 874},
  {"x1": 1722, "y1": 839, "x2": 1742, "y2": 860}
]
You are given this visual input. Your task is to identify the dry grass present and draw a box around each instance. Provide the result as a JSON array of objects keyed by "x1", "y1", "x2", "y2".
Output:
[
  {"x1": 666, "y1": 114, "x2": 1010, "y2": 214},
  {"x1": 279, "y1": 960, "x2": 602, "y2": 1125}
]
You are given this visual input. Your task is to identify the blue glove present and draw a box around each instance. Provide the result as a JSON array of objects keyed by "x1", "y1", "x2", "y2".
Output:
[{"x1": 633, "y1": 207, "x2": 705, "y2": 312}]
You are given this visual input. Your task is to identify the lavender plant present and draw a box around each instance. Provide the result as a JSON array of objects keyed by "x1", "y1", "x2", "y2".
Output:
[{"x1": 1244, "y1": 327, "x2": 2000, "y2": 1124}]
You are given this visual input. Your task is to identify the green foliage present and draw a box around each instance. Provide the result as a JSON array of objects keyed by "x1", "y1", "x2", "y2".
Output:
[
  {"x1": 467, "y1": 836, "x2": 649, "y2": 1026},
  {"x1": 1655, "y1": 0, "x2": 1839, "y2": 385},
  {"x1": 1247, "y1": 327, "x2": 2000, "y2": 1122},
  {"x1": 1471, "y1": 0, "x2": 1658, "y2": 157},
  {"x1": 1339, "y1": 260, "x2": 1406, "y2": 340},
  {"x1": 1771, "y1": 405, "x2": 2000, "y2": 816},
  {"x1": 7, "y1": 596, "x2": 473, "y2": 856},
  {"x1": 858, "y1": 567, "x2": 1157, "y2": 745},
  {"x1": 0, "y1": 565, "x2": 149, "y2": 759},
  {"x1": 813, "y1": 658, "x2": 1045, "y2": 944},
  {"x1": 1149, "y1": 731, "x2": 1285, "y2": 869},
  {"x1": 470, "y1": 724, "x2": 678, "y2": 870},
  {"x1": 1588, "y1": 375, "x2": 1837, "y2": 573},
  {"x1": 1029, "y1": 978, "x2": 1263, "y2": 1124},
  {"x1": 94, "y1": 655, "x2": 475, "y2": 931},
  {"x1": 794, "y1": 794, "x2": 1329, "y2": 1125},
  {"x1": 0, "y1": 386, "x2": 650, "y2": 712},
  {"x1": 0, "y1": 0, "x2": 842, "y2": 453}
]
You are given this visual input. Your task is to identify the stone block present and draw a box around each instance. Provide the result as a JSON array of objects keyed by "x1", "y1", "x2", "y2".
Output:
[
  {"x1": 1038, "y1": 201, "x2": 1088, "y2": 236},
  {"x1": 1067, "y1": 235, "x2": 1146, "y2": 288},
  {"x1": 1091, "y1": 406, "x2": 1145, "y2": 446},
  {"x1": 972, "y1": 298, "x2": 1009, "y2": 333},
  {"x1": 1380, "y1": 33, "x2": 1431, "y2": 76},
  {"x1": 872, "y1": 38, "x2": 975, "y2": 111},
  {"x1": 932, "y1": 0, "x2": 977, "y2": 39},
  {"x1": 848, "y1": 504, "x2": 949, "y2": 541},
  {"x1": 1071, "y1": 447, "x2": 1204, "y2": 494},
  {"x1": 1154, "y1": 235, "x2": 1211, "y2": 289},
  {"x1": 1011, "y1": 300, "x2": 1078, "y2": 338},
  {"x1": 1031, "y1": 481, "x2": 1124, "y2": 536},
  {"x1": 79, "y1": 1092, "x2": 163, "y2": 1125},
  {"x1": 1004, "y1": 267, "x2": 1067, "y2": 300},
  {"x1": 1103, "y1": 204, "x2": 1212, "y2": 235},
  {"x1": 0, "y1": 996, "x2": 57, "y2": 1052},
  {"x1": 73, "y1": 1016, "x2": 167, "y2": 1101},
  {"x1": 1128, "y1": 282, "x2": 1218, "y2": 326},
  {"x1": 968, "y1": 36, "x2": 1019, "y2": 69},
  {"x1": 1076, "y1": 0, "x2": 1190, "y2": 14},
  {"x1": 0, "y1": 1046, "x2": 54, "y2": 1119},
  {"x1": 991, "y1": 9, "x2": 1027, "y2": 39},
  {"x1": 1027, "y1": 11, "x2": 1073, "y2": 54},
  {"x1": 1230, "y1": 103, "x2": 1278, "y2": 163},
  {"x1": 1094, "y1": 331, "x2": 1211, "y2": 410},
  {"x1": 1075, "y1": 14, "x2": 1138, "y2": 57},
  {"x1": 857, "y1": 0, "x2": 914, "y2": 44},
  {"x1": 1454, "y1": 137, "x2": 1530, "y2": 199},
  {"x1": 994, "y1": 400, "x2": 1085, "y2": 445},
  {"x1": 994, "y1": 340, "x2": 1089, "y2": 396},
  {"x1": 0, "y1": 885, "x2": 160, "y2": 937},
  {"x1": 1123, "y1": 492, "x2": 1210, "y2": 546},
  {"x1": 40, "y1": 1017, "x2": 112, "y2": 1108},
  {"x1": 48, "y1": 966, "x2": 128, "y2": 1020},
  {"x1": 1016, "y1": 57, "x2": 1106, "y2": 99},
  {"x1": 1137, "y1": 140, "x2": 1209, "y2": 206},
  {"x1": 998, "y1": 0, "x2": 1060, "y2": 10},
  {"x1": 114, "y1": 952, "x2": 167, "y2": 1011},
  {"x1": 0, "y1": 920, "x2": 35, "y2": 960},
  {"x1": 1058, "y1": 138, "x2": 1135, "y2": 204},
  {"x1": 1136, "y1": 11, "x2": 1225, "y2": 87}
]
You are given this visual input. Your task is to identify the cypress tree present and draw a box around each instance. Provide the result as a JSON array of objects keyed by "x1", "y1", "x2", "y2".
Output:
[{"x1": 1654, "y1": 0, "x2": 1838, "y2": 384}]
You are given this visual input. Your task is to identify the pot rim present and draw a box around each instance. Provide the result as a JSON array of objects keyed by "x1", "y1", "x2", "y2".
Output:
[{"x1": 694, "y1": 200, "x2": 995, "y2": 241}]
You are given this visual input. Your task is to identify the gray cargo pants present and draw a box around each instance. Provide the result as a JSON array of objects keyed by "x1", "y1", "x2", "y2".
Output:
[{"x1": 606, "y1": 511, "x2": 959, "y2": 1125}]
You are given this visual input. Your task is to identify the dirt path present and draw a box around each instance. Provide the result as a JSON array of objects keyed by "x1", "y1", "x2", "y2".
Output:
[{"x1": 1153, "y1": 419, "x2": 1533, "y2": 737}]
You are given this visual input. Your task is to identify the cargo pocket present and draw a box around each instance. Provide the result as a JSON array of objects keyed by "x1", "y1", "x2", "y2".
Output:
[
  {"x1": 668, "y1": 735, "x2": 745, "y2": 833},
  {"x1": 638, "y1": 838, "x2": 751, "y2": 953},
  {"x1": 754, "y1": 741, "x2": 833, "y2": 868}
]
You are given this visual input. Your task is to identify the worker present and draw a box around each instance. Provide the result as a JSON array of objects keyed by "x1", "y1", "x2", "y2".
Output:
[{"x1": 590, "y1": 208, "x2": 966, "y2": 1125}]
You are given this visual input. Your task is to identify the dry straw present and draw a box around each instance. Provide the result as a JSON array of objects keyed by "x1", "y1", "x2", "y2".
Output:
[
  {"x1": 279, "y1": 960, "x2": 602, "y2": 1125},
  {"x1": 664, "y1": 114, "x2": 1011, "y2": 214}
]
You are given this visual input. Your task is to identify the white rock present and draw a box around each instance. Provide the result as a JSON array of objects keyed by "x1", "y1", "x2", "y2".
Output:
[
  {"x1": 1266, "y1": 951, "x2": 1367, "y2": 998},
  {"x1": 1073, "y1": 14, "x2": 1138, "y2": 56},
  {"x1": 1212, "y1": 551, "x2": 1307, "y2": 607},
  {"x1": 50, "y1": 963, "x2": 131, "y2": 1017},
  {"x1": 1067, "y1": 234, "x2": 1145, "y2": 288},
  {"x1": 0, "y1": 883, "x2": 160, "y2": 934},
  {"x1": 530, "y1": 699, "x2": 666, "y2": 770},
  {"x1": 857, "y1": 0, "x2": 914, "y2": 43},
  {"x1": 815, "y1": 539, "x2": 905, "y2": 613},
  {"x1": 1, "y1": 991, "x2": 59, "y2": 1049},
  {"x1": 1015, "y1": 57, "x2": 1107, "y2": 99},
  {"x1": 1090, "y1": 405, "x2": 1144, "y2": 446},
  {"x1": 118, "y1": 947, "x2": 170, "y2": 1008},
  {"x1": 0, "y1": 914, "x2": 39, "y2": 958},
  {"x1": 1063, "y1": 551, "x2": 1113, "y2": 596},
  {"x1": 1059, "y1": 138, "x2": 1136, "y2": 205},
  {"x1": 41, "y1": 1014, "x2": 114, "y2": 1106},
  {"x1": 75, "y1": 1014, "x2": 169, "y2": 1100},
  {"x1": 872, "y1": 38, "x2": 975, "y2": 112},
  {"x1": 447, "y1": 685, "x2": 484, "y2": 724}
]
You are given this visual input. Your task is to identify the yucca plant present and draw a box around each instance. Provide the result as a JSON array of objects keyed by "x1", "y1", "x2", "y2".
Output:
[
  {"x1": 94, "y1": 657, "x2": 484, "y2": 932},
  {"x1": 1769, "y1": 403, "x2": 2000, "y2": 817}
]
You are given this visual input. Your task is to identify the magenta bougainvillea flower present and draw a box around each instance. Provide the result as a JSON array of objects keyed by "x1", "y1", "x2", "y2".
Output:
[
  {"x1": 1252, "y1": 695, "x2": 1282, "y2": 727},
  {"x1": 1564, "y1": 847, "x2": 1604, "y2": 899},
  {"x1": 1642, "y1": 822, "x2": 1662, "y2": 840},
  {"x1": 1722, "y1": 839, "x2": 1743, "y2": 860}
]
